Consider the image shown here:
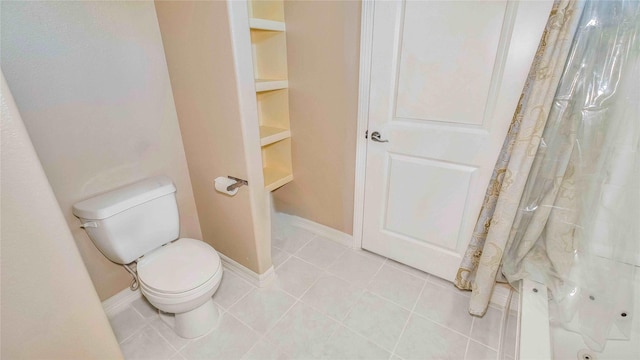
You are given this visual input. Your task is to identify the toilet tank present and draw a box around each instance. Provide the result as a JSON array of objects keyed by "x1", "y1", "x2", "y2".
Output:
[{"x1": 72, "y1": 176, "x2": 180, "y2": 264}]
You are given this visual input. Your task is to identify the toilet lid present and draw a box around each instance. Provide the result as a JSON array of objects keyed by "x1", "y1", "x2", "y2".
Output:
[{"x1": 137, "y1": 238, "x2": 221, "y2": 294}]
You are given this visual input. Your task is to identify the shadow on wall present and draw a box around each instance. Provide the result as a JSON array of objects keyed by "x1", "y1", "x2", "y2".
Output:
[
  {"x1": 1, "y1": 71, "x2": 123, "y2": 359},
  {"x1": 0, "y1": 1, "x2": 201, "y2": 300}
]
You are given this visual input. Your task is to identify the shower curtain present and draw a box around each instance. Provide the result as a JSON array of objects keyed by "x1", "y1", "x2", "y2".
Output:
[
  {"x1": 503, "y1": 0, "x2": 640, "y2": 351},
  {"x1": 458, "y1": 0, "x2": 640, "y2": 351},
  {"x1": 455, "y1": 0, "x2": 585, "y2": 311}
]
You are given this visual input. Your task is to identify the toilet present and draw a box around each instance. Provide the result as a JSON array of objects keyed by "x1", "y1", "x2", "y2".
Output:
[{"x1": 72, "y1": 175, "x2": 223, "y2": 339}]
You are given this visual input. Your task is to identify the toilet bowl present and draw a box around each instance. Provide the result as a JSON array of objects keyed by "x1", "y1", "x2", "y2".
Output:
[
  {"x1": 72, "y1": 176, "x2": 224, "y2": 339},
  {"x1": 137, "y1": 238, "x2": 224, "y2": 338},
  {"x1": 137, "y1": 238, "x2": 223, "y2": 338}
]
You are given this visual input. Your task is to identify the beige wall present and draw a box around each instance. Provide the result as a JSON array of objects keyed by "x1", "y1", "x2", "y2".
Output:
[
  {"x1": 1, "y1": 72, "x2": 123, "y2": 359},
  {"x1": 155, "y1": 1, "x2": 269, "y2": 273},
  {"x1": 274, "y1": 1, "x2": 362, "y2": 234},
  {"x1": 1, "y1": 1, "x2": 202, "y2": 300}
]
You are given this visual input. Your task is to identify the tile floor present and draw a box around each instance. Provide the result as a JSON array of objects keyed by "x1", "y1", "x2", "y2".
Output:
[{"x1": 109, "y1": 223, "x2": 517, "y2": 360}]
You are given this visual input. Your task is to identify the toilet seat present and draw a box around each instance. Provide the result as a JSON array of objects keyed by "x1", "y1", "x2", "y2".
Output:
[
  {"x1": 137, "y1": 238, "x2": 221, "y2": 295},
  {"x1": 139, "y1": 267, "x2": 221, "y2": 299}
]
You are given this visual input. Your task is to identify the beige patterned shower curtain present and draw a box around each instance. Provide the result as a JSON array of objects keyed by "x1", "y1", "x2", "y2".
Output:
[{"x1": 454, "y1": 0, "x2": 585, "y2": 316}]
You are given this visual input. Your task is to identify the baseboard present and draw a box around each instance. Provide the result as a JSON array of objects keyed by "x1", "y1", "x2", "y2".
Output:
[
  {"x1": 218, "y1": 252, "x2": 276, "y2": 288},
  {"x1": 277, "y1": 213, "x2": 354, "y2": 248},
  {"x1": 102, "y1": 287, "x2": 142, "y2": 317}
]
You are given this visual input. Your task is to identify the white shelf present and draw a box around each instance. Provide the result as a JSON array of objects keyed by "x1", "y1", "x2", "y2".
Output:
[
  {"x1": 263, "y1": 167, "x2": 293, "y2": 191},
  {"x1": 260, "y1": 126, "x2": 291, "y2": 146},
  {"x1": 249, "y1": 18, "x2": 286, "y2": 31},
  {"x1": 255, "y1": 79, "x2": 288, "y2": 92}
]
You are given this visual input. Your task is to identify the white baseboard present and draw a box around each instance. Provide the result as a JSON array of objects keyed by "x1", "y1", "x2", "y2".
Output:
[
  {"x1": 218, "y1": 252, "x2": 276, "y2": 288},
  {"x1": 277, "y1": 212, "x2": 354, "y2": 248},
  {"x1": 102, "y1": 287, "x2": 142, "y2": 317}
]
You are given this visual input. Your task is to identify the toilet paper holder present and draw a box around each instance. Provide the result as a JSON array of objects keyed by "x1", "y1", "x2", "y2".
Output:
[{"x1": 226, "y1": 176, "x2": 248, "y2": 191}]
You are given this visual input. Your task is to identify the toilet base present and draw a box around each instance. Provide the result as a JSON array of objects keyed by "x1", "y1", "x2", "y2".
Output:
[{"x1": 159, "y1": 298, "x2": 221, "y2": 339}]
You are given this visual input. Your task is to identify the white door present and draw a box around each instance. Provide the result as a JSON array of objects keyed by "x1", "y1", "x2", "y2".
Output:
[{"x1": 361, "y1": 0, "x2": 553, "y2": 281}]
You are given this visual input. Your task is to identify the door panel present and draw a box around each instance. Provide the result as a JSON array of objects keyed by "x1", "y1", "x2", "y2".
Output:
[
  {"x1": 396, "y1": 1, "x2": 507, "y2": 125},
  {"x1": 384, "y1": 154, "x2": 477, "y2": 250},
  {"x1": 362, "y1": 0, "x2": 553, "y2": 281}
]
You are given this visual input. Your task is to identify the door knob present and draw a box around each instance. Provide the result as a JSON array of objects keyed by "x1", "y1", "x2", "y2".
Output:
[{"x1": 370, "y1": 131, "x2": 389, "y2": 143}]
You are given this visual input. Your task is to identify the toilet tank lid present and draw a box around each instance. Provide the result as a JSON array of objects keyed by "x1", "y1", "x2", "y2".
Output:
[{"x1": 72, "y1": 176, "x2": 176, "y2": 220}]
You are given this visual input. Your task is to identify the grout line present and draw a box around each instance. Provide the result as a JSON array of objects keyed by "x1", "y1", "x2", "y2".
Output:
[
  {"x1": 294, "y1": 239, "x2": 349, "y2": 271},
  {"x1": 117, "y1": 328, "x2": 142, "y2": 346},
  {"x1": 268, "y1": 244, "x2": 385, "y2": 356},
  {"x1": 287, "y1": 252, "x2": 325, "y2": 273},
  {"x1": 225, "y1": 276, "x2": 303, "y2": 337},
  {"x1": 223, "y1": 312, "x2": 269, "y2": 360},
  {"x1": 146, "y1": 316, "x2": 193, "y2": 353},
  {"x1": 113, "y1": 309, "x2": 148, "y2": 345},
  {"x1": 339, "y1": 257, "x2": 388, "y2": 322},
  {"x1": 289, "y1": 233, "x2": 317, "y2": 256},
  {"x1": 469, "y1": 315, "x2": 479, "y2": 348},
  {"x1": 293, "y1": 264, "x2": 325, "y2": 301},
  {"x1": 408, "y1": 311, "x2": 475, "y2": 344},
  {"x1": 298, "y1": 279, "x2": 363, "y2": 323},
  {"x1": 179, "y1": 307, "x2": 230, "y2": 344},
  {"x1": 251, "y1": 298, "x2": 301, "y2": 357},
  {"x1": 272, "y1": 225, "x2": 315, "y2": 257},
  {"x1": 366, "y1": 280, "x2": 426, "y2": 312},
  {"x1": 323, "y1": 255, "x2": 387, "y2": 286},
  {"x1": 322, "y1": 246, "x2": 349, "y2": 269},
  {"x1": 270, "y1": 244, "x2": 292, "y2": 270},
  {"x1": 145, "y1": 323, "x2": 180, "y2": 353},
  {"x1": 217, "y1": 271, "x2": 258, "y2": 312},
  {"x1": 390, "y1": 279, "x2": 427, "y2": 355},
  {"x1": 328, "y1": 311, "x2": 394, "y2": 357},
  {"x1": 173, "y1": 340, "x2": 192, "y2": 354},
  {"x1": 385, "y1": 259, "x2": 431, "y2": 281},
  {"x1": 229, "y1": 229, "x2": 330, "y2": 357},
  {"x1": 127, "y1": 301, "x2": 150, "y2": 321},
  {"x1": 225, "y1": 309, "x2": 276, "y2": 345},
  {"x1": 291, "y1": 274, "x2": 408, "y2": 359},
  {"x1": 227, "y1": 289, "x2": 299, "y2": 339},
  {"x1": 266, "y1": 221, "x2": 508, "y2": 358},
  {"x1": 467, "y1": 310, "x2": 501, "y2": 352},
  {"x1": 464, "y1": 336, "x2": 472, "y2": 360},
  {"x1": 240, "y1": 339, "x2": 261, "y2": 360},
  {"x1": 360, "y1": 258, "x2": 430, "y2": 312},
  {"x1": 219, "y1": 288, "x2": 253, "y2": 313},
  {"x1": 424, "y1": 274, "x2": 471, "y2": 297}
]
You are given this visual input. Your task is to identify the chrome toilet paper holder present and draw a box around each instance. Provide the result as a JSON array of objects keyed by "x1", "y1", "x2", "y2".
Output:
[{"x1": 226, "y1": 176, "x2": 248, "y2": 191}]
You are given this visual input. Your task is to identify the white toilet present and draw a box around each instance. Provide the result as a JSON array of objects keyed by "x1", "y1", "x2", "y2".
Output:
[{"x1": 73, "y1": 175, "x2": 223, "y2": 338}]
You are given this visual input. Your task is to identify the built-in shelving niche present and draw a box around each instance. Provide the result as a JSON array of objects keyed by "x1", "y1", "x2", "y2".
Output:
[
  {"x1": 249, "y1": 0, "x2": 293, "y2": 191},
  {"x1": 249, "y1": 0, "x2": 284, "y2": 22},
  {"x1": 258, "y1": 89, "x2": 290, "y2": 146},
  {"x1": 262, "y1": 138, "x2": 293, "y2": 191},
  {"x1": 251, "y1": 29, "x2": 287, "y2": 82}
]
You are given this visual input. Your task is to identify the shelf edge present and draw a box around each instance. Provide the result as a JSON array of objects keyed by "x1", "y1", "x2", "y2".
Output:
[
  {"x1": 260, "y1": 129, "x2": 291, "y2": 147},
  {"x1": 255, "y1": 80, "x2": 289, "y2": 92},
  {"x1": 249, "y1": 18, "x2": 286, "y2": 32},
  {"x1": 265, "y1": 173, "x2": 293, "y2": 192}
]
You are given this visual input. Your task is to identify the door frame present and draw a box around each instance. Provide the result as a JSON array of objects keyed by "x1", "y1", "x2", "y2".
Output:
[{"x1": 352, "y1": 0, "x2": 375, "y2": 249}]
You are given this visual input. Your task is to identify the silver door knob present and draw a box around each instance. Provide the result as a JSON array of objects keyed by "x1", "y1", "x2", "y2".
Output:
[{"x1": 370, "y1": 131, "x2": 389, "y2": 143}]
